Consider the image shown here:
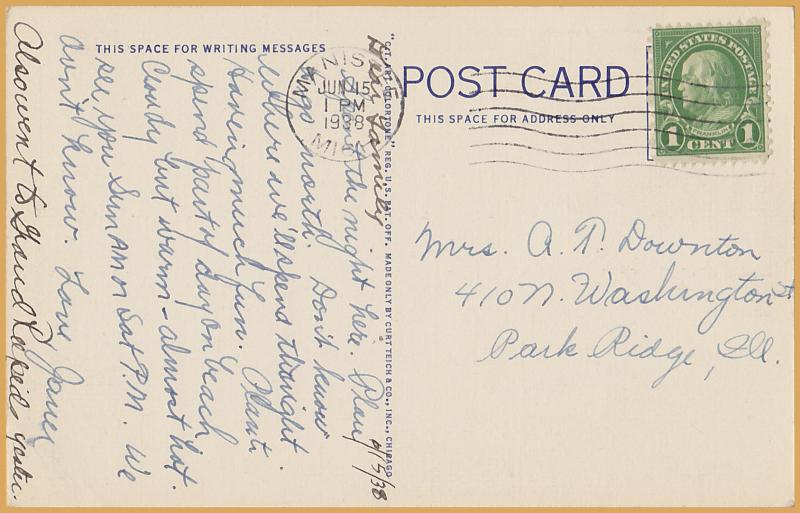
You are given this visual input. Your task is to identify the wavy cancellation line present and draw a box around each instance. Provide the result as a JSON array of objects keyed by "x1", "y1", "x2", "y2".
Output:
[
  {"x1": 474, "y1": 89, "x2": 770, "y2": 105},
  {"x1": 470, "y1": 141, "x2": 647, "y2": 157},
  {"x1": 468, "y1": 159, "x2": 765, "y2": 178},
  {"x1": 469, "y1": 123, "x2": 693, "y2": 139},
  {"x1": 470, "y1": 105, "x2": 759, "y2": 127},
  {"x1": 472, "y1": 70, "x2": 769, "y2": 90}
]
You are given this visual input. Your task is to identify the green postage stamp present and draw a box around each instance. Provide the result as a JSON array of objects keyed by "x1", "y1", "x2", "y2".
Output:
[{"x1": 652, "y1": 25, "x2": 767, "y2": 157}]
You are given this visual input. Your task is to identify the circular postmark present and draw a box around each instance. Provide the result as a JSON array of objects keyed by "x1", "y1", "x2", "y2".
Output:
[{"x1": 286, "y1": 46, "x2": 405, "y2": 162}]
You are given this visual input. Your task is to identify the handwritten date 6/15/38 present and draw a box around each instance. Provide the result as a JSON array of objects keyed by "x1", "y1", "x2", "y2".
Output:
[{"x1": 344, "y1": 434, "x2": 394, "y2": 500}]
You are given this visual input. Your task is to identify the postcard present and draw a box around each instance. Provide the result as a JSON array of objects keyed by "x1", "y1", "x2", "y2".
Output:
[{"x1": 5, "y1": 5, "x2": 794, "y2": 506}]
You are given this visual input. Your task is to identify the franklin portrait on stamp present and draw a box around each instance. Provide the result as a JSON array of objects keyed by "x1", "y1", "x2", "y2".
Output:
[
  {"x1": 678, "y1": 49, "x2": 742, "y2": 130},
  {"x1": 653, "y1": 24, "x2": 766, "y2": 157}
]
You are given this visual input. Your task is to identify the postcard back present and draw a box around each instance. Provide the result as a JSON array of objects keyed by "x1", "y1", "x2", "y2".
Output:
[{"x1": 4, "y1": 6, "x2": 795, "y2": 506}]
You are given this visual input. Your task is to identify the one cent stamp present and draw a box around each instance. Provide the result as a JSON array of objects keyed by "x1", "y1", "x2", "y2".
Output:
[
  {"x1": 653, "y1": 25, "x2": 767, "y2": 157},
  {"x1": 286, "y1": 44, "x2": 404, "y2": 162}
]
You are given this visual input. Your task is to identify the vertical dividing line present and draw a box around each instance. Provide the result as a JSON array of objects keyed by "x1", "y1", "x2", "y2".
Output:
[{"x1": 646, "y1": 44, "x2": 653, "y2": 162}]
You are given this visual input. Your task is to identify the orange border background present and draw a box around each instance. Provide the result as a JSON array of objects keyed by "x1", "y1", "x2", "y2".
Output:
[{"x1": 1, "y1": 1, "x2": 796, "y2": 512}]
